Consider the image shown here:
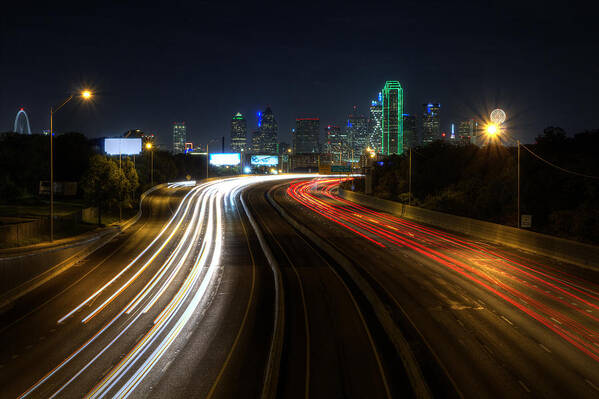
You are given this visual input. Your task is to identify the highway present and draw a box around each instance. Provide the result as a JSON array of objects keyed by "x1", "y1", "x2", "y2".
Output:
[
  {"x1": 275, "y1": 177, "x2": 599, "y2": 398},
  {"x1": 0, "y1": 177, "x2": 281, "y2": 398},
  {"x1": 1, "y1": 174, "x2": 598, "y2": 398}
]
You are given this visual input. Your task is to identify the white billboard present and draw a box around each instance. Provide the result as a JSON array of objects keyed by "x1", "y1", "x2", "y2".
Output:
[
  {"x1": 104, "y1": 138, "x2": 142, "y2": 155},
  {"x1": 209, "y1": 153, "x2": 241, "y2": 166},
  {"x1": 251, "y1": 155, "x2": 279, "y2": 166}
]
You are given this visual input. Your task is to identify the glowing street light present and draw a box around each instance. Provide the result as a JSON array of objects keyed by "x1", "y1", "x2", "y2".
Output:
[
  {"x1": 49, "y1": 89, "x2": 93, "y2": 241},
  {"x1": 486, "y1": 123, "x2": 499, "y2": 136}
]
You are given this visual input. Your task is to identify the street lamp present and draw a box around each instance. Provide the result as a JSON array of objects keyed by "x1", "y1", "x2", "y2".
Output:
[
  {"x1": 483, "y1": 120, "x2": 521, "y2": 228},
  {"x1": 145, "y1": 142, "x2": 154, "y2": 186},
  {"x1": 49, "y1": 90, "x2": 93, "y2": 242}
]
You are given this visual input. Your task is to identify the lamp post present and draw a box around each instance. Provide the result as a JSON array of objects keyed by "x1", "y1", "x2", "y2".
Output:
[
  {"x1": 145, "y1": 142, "x2": 154, "y2": 186},
  {"x1": 485, "y1": 122, "x2": 521, "y2": 228},
  {"x1": 49, "y1": 90, "x2": 93, "y2": 242}
]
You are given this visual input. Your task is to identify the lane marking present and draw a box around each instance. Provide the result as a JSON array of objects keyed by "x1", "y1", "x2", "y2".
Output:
[{"x1": 205, "y1": 193, "x2": 257, "y2": 399}]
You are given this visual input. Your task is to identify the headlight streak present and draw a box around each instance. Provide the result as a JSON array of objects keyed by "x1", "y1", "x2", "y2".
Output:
[
  {"x1": 19, "y1": 175, "x2": 316, "y2": 399},
  {"x1": 57, "y1": 185, "x2": 203, "y2": 324},
  {"x1": 288, "y1": 178, "x2": 599, "y2": 364},
  {"x1": 124, "y1": 187, "x2": 209, "y2": 315}
]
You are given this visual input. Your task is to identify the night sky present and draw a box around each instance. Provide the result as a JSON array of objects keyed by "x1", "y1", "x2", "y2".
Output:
[{"x1": 1, "y1": 1, "x2": 597, "y2": 147}]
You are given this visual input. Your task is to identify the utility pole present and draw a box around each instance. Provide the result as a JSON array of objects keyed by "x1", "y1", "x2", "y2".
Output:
[
  {"x1": 517, "y1": 140, "x2": 520, "y2": 228},
  {"x1": 408, "y1": 148, "x2": 412, "y2": 206}
]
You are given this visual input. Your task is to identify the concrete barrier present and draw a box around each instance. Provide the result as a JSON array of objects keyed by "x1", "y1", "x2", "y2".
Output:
[{"x1": 339, "y1": 188, "x2": 599, "y2": 271}]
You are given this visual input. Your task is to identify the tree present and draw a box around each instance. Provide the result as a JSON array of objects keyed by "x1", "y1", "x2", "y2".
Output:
[{"x1": 81, "y1": 155, "x2": 121, "y2": 225}]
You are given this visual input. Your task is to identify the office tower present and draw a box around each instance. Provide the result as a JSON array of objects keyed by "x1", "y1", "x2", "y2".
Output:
[
  {"x1": 294, "y1": 118, "x2": 320, "y2": 154},
  {"x1": 368, "y1": 94, "x2": 383, "y2": 153},
  {"x1": 230, "y1": 112, "x2": 247, "y2": 152},
  {"x1": 173, "y1": 122, "x2": 186, "y2": 154},
  {"x1": 259, "y1": 106, "x2": 278, "y2": 154},
  {"x1": 344, "y1": 105, "x2": 368, "y2": 158},
  {"x1": 457, "y1": 119, "x2": 479, "y2": 145},
  {"x1": 421, "y1": 103, "x2": 441, "y2": 144},
  {"x1": 324, "y1": 125, "x2": 341, "y2": 156},
  {"x1": 250, "y1": 130, "x2": 261, "y2": 153},
  {"x1": 382, "y1": 81, "x2": 404, "y2": 155},
  {"x1": 403, "y1": 114, "x2": 417, "y2": 149}
]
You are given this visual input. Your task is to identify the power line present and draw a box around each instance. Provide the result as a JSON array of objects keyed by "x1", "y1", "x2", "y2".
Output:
[{"x1": 519, "y1": 144, "x2": 599, "y2": 180}]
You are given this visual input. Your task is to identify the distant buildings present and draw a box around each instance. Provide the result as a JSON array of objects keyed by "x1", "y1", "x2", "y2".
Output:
[
  {"x1": 403, "y1": 114, "x2": 417, "y2": 149},
  {"x1": 368, "y1": 95, "x2": 383, "y2": 153},
  {"x1": 293, "y1": 118, "x2": 320, "y2": 154},
  {"x1": 346, "y1": 105, "x2": 368, "y2": 158},
  {"x1": 382, "y1": 81, "x2": 404, "y2": 155},
  {"x1": 172, "y1": 122, "x2": 186, "y2": 154},
  {"x1": 230, "y1": 112, "x2": 247, "y2": 152},
  {"x1": 278, "y1": 141, "x2": 290, "y2": 155},
  {"x1": 422, "y1": 103, "x2": 440, "y2": 144},
  {"x1": 457, "y1": 119, "x2": 479, "y2": 145},
  {"x1": 258, "y1": 106, "x2": 278, "y2": 154},
  {"x1": 250, "y1": 129, "x2": 261, "y2": 153},
  {"x1": 324, "y1": 124, "x2": 345, "y2": 159}
]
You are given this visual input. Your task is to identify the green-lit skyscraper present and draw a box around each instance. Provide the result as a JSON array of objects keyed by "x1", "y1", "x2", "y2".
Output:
[{"x1": 381, "y1": 81, "x2": 403, "y2": 155}]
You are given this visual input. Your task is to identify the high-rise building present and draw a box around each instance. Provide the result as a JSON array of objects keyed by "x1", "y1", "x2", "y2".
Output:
[
  {"x1": 294, "y1": 118, "x2": 320, "y2": 154},
  {"x1": 345, "y1": 105, "x2": 368, "y2": 158},
  {"x1": 403, "y1": 114, "x2": 417, "y2": 149},
  {"x1": 382, "y1": 81, "x2": 404, "y2": 155},
  {"x1": 324, "y1": 125, "x2": 343, "y2": 158},
  {"x1": 422, "y1": 103, "x2": 441, "y2": 144},
  {"x1": 230, "y1": 112, "x2": 247, "y2": 152},
  {"x1": 250, "y1": 130, "x2": 261, "y2": 153},
  {"x1": 173, "y1": 122, "x2": 186, "y2": 154},
  {"x1": 457, "y1": 119, "x2": 479, "y2": 145},
  {"x1": 368, "y1": 94, "x2": 383, "y2": 153},
  {"x1": 258, "y1": 106, "x2": 278, "y2": 154}
]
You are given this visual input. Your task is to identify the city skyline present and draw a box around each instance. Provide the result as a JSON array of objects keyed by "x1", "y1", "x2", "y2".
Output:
[{"x1": 2, "y1": 3, "x2": 598, "y2": 147}]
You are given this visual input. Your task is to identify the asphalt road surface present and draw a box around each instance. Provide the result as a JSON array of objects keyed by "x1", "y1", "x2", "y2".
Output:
[
  {"x1": 2, "y1": 174, "x2": 598, "y2": 398},
  {"x1": 0, "y1": 178, "x2": 279, "y2": 399},
  {"x1": 276, "y1": 176, "x2": 599, "y2": 398}
]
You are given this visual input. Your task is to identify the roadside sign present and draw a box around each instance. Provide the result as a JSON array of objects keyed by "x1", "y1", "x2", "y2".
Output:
[
  {"x1": 318, "y1": 165, "x2": 331, "y2": 175},
  {"x1": 521, "y1": 215, "x2": 532, "y2": 228},
  {"x1": 331, "y1": 165, "x2": 351, "y2": 173}
]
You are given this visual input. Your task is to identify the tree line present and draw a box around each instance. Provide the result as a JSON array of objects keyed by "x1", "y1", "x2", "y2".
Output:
[
  {"x1": 0, "y1": 132, "x2": 216, "y2": 222},
  {"x1": 348, "y1": 127, "x2": 599, "y2": 244}
]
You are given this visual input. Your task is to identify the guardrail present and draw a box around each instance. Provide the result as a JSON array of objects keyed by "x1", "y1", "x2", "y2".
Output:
[{"x1": 338, "y1": 188, "x2": 599, "y2": 271}]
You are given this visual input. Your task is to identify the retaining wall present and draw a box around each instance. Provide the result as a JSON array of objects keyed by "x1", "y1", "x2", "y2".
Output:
[{"x1": 338, "y1": 188, "x2": 599, "y2": 271}]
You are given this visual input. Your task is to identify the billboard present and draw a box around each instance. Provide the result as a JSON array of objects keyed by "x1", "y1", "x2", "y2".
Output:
[
  {"x1": 209, "y1": 153, "x2": 241, "y2": 166},
  {"x1": 251, "y1": 155, "x2": 279, "y2": 166},
  {"x1": 104, "y1": 138, "x2": 142, "y2": 155}
]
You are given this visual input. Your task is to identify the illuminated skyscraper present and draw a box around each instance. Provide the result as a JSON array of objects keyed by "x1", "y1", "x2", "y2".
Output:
[
  {"x1": 294, "y1": 118, "x2": 320, "y2": 154},
  {"x1": 345, "y1": 105, "x2": 368, "y2": 158},
  {"x1": 382, "y1": 81, "x2": 403, "y2": 155},
  {"x1": 258, "y1": 106, "x2": 278, "y2": 154},
  {"x1": 422, "y1": 103, "x2": 441, "y2": 144},
  {"x1": 324, "y1": 125, "x2": 342, "y2": 157},
  {"x1": 172, "y1": 122, "x2": 186, "y2": 153},
  {"x1": 403, "y1": 114, "x2": 417, "y2": 149},
  {"x1": 230, "y1": 112, "x2": 247, "y2": 152},
  {"x1": 368, "y1": 94, "x2": 382, "y2": 153}
]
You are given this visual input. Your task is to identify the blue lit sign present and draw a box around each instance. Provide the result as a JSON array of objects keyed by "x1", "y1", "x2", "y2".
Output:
[
  {"x1": 257, "y1": 111, "x2": 262, "y2": 128},
  {"x1": 251, "y1": 155, "x2": 279, "y2": 166}
]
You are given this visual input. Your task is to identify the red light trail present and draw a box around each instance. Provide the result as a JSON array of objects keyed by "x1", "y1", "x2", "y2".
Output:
[{"x1": 287, "y1": 178, "x2": 599, "y2": 363}]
